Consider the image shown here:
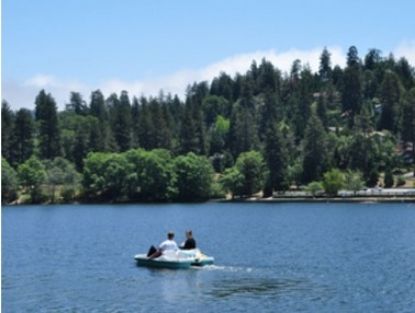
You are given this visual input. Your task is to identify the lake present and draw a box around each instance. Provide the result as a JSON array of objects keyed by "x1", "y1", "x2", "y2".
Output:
[{"x1": 2, "y1": 202, "x2": 415, "y2": 312}]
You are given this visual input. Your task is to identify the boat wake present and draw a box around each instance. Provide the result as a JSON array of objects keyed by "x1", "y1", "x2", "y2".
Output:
[{"x1": 194, "y1": 264, "x2": 253, "y2": 273}]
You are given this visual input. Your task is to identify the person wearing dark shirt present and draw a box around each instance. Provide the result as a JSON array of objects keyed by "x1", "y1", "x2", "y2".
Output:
[{"x1": 180, "y1": 230, "x2": 196, "y2": 250}]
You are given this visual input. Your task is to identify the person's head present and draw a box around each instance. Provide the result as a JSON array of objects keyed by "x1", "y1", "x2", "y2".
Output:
[
  {"x1": 167, "y1": 232, "x2": 175, "y2": 240},
  {"x1": 185, "y1": 230, "x2": 193, "y2": 239}
]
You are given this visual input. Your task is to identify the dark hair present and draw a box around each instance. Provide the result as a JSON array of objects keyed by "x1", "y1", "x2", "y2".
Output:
[
  {"x1": 186, "y1": 230, "x2": 192, "y2": 236},
  {"x1": 168, "y1": 232, "x2": 174, "y2": 239}
]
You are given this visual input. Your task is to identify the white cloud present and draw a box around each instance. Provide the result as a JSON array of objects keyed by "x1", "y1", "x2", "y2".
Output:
[
  {"x1": 98, "y1": 46, "x2": 346, "y2": 102},
  {"x1": 393, "y1": 40, "x2": 415, "y2": 65},
  {"x1": 2, "y1": 43, "x2": 414, "y2": 110}
]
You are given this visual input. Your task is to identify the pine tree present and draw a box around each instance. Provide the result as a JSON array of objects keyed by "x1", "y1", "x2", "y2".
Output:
[
  {"x1": 395, "y1": 57, "x2": 414, "y2": 90},
  {"x1": 259, "y1": 91, "x2": 279, "y2": 141},
  {"x1": 364, "y1": 49, "x2": 382, "y2": 70},
  {"x1": 229, "y1": 102, "x2": 258, "y2": 157},
  {"x1": 210, "y1": 73, "x2": 234, "y2": 102},
  {"x1": 302, "y1": 114, "x2": 328, "y2": 183},
  {"x1": 346, "y1": 46, "x2": 360, "y2": 67},
  {"x1": 384, "y1": 168, "x2": 394, "y2": 188},
  {"x1": 319, "y1": 47, "x2": 332, "y2": 83},
  {"x1": 90, "y1": 90, "x2": 108, "y2": 121},
  {"x1": 89, "y1": 90, "x2": 113, "y2": 151},
  {"x1": 293, "y1": 67, "x2": 313, "y2": 139},
  {"x1": 179, "y1": 100, "x2": 200, "y2": 154},
  {"x1": 342, "y1": 67, "x2": 362, "y2": 124},
  {"x1": 73, "y1": 123, "x2": 89, "y2": 171},
  {"x1": 108, "y1": 91, "x2": 132, "y2": 152},
  {"x1": 149, "y1": 99, "x2": 172, "y2": 150},
  {"x1": 257, "y1": 59, "x2": 279, "y2": 93},
  {"x1": 1, "y1": 100, "x2": 14, "y2": 162},
  {"x1": 35, "y1": 90, "x2": 61, "y2": 159},
  {"x1": 66, "y1": 92, "x2": 88, "y2": 115},
  {"x1": 316, "y1": 94, "x2": 328, "y2": 129},
  {"x1": 138, "y1": 99, "x2": 154, "y2": 150},
  {"x1": 131, "y1": 97, "x2": 140, "y2": 148},
  {"x1": 379, "y1": 71, "x2": 401, "y2": 132},
  {"x1": 264, "y1": 122, "x2": 288, "y2": 192},
  {"x1": 12, "y1": 108, "x2": 35, "y2": 165},
  {"x1": 401, "y1": 88, "x2": 415, "y2": 173}
]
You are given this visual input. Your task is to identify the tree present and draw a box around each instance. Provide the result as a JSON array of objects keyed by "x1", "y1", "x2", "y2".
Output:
[
  {"x1": 264, "y1": 123, "x2": 288, "y2": 192},
  {"x1": 401, "y1": 88, "x2": 415, "y2": 169},
  {"x1": 319, "y1": 47, "x2": 332, "y2": 82},
  {"x1": 395, "y1": 57, "x2": 414, "y2": 90},
  {"x1": 259, "y1": 91, "x2": 280, "y2": 140},
  {"x1": 378, "y1": 71, "x2": 401, "y2": 132},
  {"x1": 219, "y1": 167, "x2": 244, "y2": 199},
  {"x1": 108, "y1": 92, "x2": 132, "y2": 151},
  {"x1": 342, "y1": 66, "x2": 362, "y2": 123},
  {"x1": 173, "y1": 153, "x2": 213, "y2": 201},
  {"x1": 72, "y1": 122, "x2": 90, "y2": 171},
  {"x1": 2, "y1": 158, "x2": 18, "y2": 203},
  {"x1": 59, "y1": 113, "x2": 98, "y2": 170},
  {"x1": 401, "y1": 89, "x2": 415, "y2": 140},
  {"x1": 302, "y1": 114, "x2": 328, "y2": 183},
  {"x1": 179, "y1": 98, "x2": 207, "y2": 155},
  {"x1": 2, "y1": 100, "x2": 14, "y2": 162},
  {"x1": 229, "y1": 102, "x2": 259, "y2": 157},
  {"x1": 384, "y1": 168, "x2": 394, "y2": 188},
  {"x1": 347, "y1": 46, "x2": 360, "y2": 67},
  {"x1": 131, "y1": 97, "x2": 140, "y2": 148},
  {"x1": 257, "y1": 59, "x2": 279, "y2": 93},
  {"x1": 209, "y1": 115, "x2": 230, "y2": 155},
  {"x1": 364, "y1": 49, "x2": 382, "y2": 70},
  {"x1": 210, "y1": 72, "x2": 235, "y2": 102},
  {"x1": 35, "y1": 90, "x2": 61, "y2": 159},
  {"x1": 234, "y1": 151, "x2": 267, "y2": 197},
  {"x1": 179, "y1": 100, "x2": 199, "y2": 154},
  {"x1": 66, "y1": 92, "x2": 88, "y2": 115},
  {"x1": 149, "y1": 99, "x2": 172, "y2": 150},
  {"x1": 18, "y1": 156, "x2": 46, "y2": 203},
  {"x1": 137, "y1": 99, "x2": 154, "y2": 150},
  {"x1": 322, "y1": 169, "x2": 345, "y2": 196},
  {"x1": 293, "y1": 67, "x2": 313, "y2": 139},
  {"x1": 306, "y1": 181, "x2": 324, "y2": 197},
  {"x1": 367, "y1": 162, "x2": 380, "y2": 187},
  {"x1": 44, "y1": 157, "x2": 80, "y2": 203},
  {"x1": 12, "y1": 108, "x2": 35, "y2": 165},
  {"x1": 202, "y1": 95, "x2": 229, "y2": 126},
  {"x1": 316, "y1": 94, "x2": 328, "y2": 129},
  {"x1": 345, "y1": 170, "x2": 365, "y2": 195},
  {"x1": 82, "y1": 152, "x2": 131, "y2": 201},
  {"x1": 124, "y1": 149, "x2": 177, "y2": 201},
  {"x1": 89, "y1": 90, "x2": 112, "y2": 151}
]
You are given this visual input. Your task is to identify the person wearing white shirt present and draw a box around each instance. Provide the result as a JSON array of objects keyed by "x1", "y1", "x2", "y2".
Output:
[{"x1": 148, "y1": 232, "x2": 178, "y2": 259}]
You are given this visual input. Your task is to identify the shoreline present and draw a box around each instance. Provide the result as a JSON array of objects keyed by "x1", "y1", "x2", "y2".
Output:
[
  {"x1": 218, "y1": 197, "x2": 415, "y2": 203},
  {"x1": 3, "y1": 196, "x2": 415, "y2": 206}
]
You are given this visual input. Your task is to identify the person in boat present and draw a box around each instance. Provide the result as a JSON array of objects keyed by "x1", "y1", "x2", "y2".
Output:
[
  {"x1": 148, "y1": 231, "x2": 178, "y2": 259},
  {"x1": 180, "y1": 230, "x2": 196, "y2": 250}
]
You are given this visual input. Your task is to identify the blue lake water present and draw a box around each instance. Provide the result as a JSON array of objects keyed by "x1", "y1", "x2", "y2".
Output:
[{"x1": 2, "y1": 202, "x2": 415, "y2": 312}]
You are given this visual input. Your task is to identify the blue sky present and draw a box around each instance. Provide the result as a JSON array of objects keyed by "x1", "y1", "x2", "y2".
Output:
[{"x1": 3, "y1": 0, "x2": 415, "y2": 109}]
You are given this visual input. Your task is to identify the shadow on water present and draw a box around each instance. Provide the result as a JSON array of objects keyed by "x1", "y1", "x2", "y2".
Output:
[{"x1": 208, "y1": 277, "x2": 328, "y2": 299}]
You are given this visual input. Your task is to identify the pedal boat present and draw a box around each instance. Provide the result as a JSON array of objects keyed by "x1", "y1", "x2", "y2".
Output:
[{"x1": 134, "y1": 249, "x2": 214, "y2": 269}]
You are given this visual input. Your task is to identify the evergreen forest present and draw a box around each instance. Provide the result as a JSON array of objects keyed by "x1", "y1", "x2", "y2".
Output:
[{"x1": 2, "y1": 46, "x2": 415, "y2": 203}]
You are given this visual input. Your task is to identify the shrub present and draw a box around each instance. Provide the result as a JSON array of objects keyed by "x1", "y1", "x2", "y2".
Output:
[
  {"x1": 322, "y1": 169, "x2": 345, "y2": 196},
  {"x1": 306, "y1": 181, "x2": 324, "y2": 197},
  {"x1": 1, "y1": 158, "x2": 18, "y2": 203},
  {"x1": 345, "y1": 170, "x2": 365, "y2": 195},
  {"x1": 384, "y1": 169, "x2": 394, "y2": 188},
  {"x1": 396, "y1": 176, "x2": 406, "y2": 187}
]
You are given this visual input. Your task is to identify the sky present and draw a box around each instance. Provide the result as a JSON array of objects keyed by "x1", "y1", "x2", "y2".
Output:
[{"x1": 2, "y1": 0, "x2": 415, "y2": 110}]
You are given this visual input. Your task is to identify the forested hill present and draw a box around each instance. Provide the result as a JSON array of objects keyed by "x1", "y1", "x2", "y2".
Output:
[{"x1": 2, "y1": 46, "x2": 415, "y2": 203}]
